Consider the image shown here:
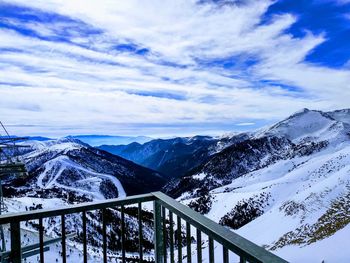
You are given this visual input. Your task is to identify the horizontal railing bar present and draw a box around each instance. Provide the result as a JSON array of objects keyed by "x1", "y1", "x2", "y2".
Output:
[
  {"x1": 0, "y1": 234, "x2": 76, "y2": 258},
  {"x1": 0, "y1": 193, "x2": 155, "y2": 224},
  {"x1": 22, "y1": 247, "x2": 50, "y2": 260},
  {"x1": 152, "y1": 192, "x2": 288, "y2": 263}
]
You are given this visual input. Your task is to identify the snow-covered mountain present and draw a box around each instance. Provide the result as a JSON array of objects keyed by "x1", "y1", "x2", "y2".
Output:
[
  {"x1": 71, "y1": 135, "x2": 153, "y2": 146},
  {"x1": 3, "y1": 108, "x2": 350, "y2": 262},
  {"x1": 256, "y1": 108, "x2": 350, "y2": 143},
  {"x1": 4, "y1": 137, "x2": 166, "y2": 200},
  {"x1": 167, "y1": 108, "x2": 350, "y2": 262},
  {"x1": 98, "y1": 136, "x2": 216, "y2": 178},
  {"x1": 98, "y1": 134, "x2": 249, "y2": 178},
  {"x1": 2, "y1": 137, "x2": 167, "y2": 262}
]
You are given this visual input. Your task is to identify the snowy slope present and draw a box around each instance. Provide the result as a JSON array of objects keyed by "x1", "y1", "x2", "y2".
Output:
[
  {"x1": 7, "y1": 137, "x2": 166, "y2": 200},
  {"x1": 1, "y1": 138, "x2": 167, "y2": 262},
  {"x1": 257, "y1": 108, "x2": 350, "y2": 144},
  {"x1": 327, "y1": 109, "x2": 350, "y2": 124},
  {"x1": 2, "y1": 108, "x2": 350, "y2": 262},
  {"x1": 175, "y1": 109, "x2": 350, "y2": 262}
]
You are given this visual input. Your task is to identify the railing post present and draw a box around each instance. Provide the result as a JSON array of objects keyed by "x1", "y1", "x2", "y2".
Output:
[
  {"x1": 61, "y1": 214, "x2": 66, "y2": 263},
  {"x1": 121, "y1": 205, "x2": 126, "y2": 263},
  {"x1": 154, "y1": 200, "x2": 164, "y2": 263},
  {"x1": 39, "y1": 217, "x2": 44, "y2": 263},
  {"x1": 82, "y1": 211, "x2": 87, "y2": 263},
  {"x1": 186, "y1": 222, "x2": 191, "y2": 263},
  {"x1": 102, "y1": 208, "x2": 107, "y2": 263},
  {"x1": 138, "y1": 202, "x2": 143, "y2": 263},
  {"x1": 177, "y1": 216, "x2": 182, "y2": 263},
  {"x1": 10, "y1": 221, "x2": 21, "y2": 263},
  {"x1": 196, "y1": 229, "x2": 202, "y2": 263},
  {"x1": 162, "y1": 206, "x2": 167, "y2": 263},
  {"x1": 169, "y1": 211, "x2": 174, "y2": 263}
]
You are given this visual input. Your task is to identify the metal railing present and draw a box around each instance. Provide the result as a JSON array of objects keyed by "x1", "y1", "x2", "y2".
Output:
[{"x1": 0, "y1": 192, "x2": 288, "y2": 263}]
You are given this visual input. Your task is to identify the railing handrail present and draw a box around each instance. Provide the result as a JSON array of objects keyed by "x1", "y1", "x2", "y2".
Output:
[
  {"x1": 0, "y1": 193, "x2": 155, "y2": 224},
  {"x1": 0, "y1": 191, "x2": 288, "y2": 263},
  {"x1": 153, "y1": 191, "x2": 288, "y2": 263}
]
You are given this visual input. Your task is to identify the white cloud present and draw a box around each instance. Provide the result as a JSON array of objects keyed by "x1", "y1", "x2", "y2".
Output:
[
  {"x1": 0, "y1": 0, "x2": 349, "y2": 136},
  {"x1": 236, "y1": 122, "x2": 255, "y2": 126}
]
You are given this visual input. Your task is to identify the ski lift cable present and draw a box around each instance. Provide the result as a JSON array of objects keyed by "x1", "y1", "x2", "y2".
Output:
[
  {"x1": 0, "y1": 121, "x2": 11, "y2": 139},
  {"x1": 0, "y1": 121, "x2": 15, "y2": 162}
]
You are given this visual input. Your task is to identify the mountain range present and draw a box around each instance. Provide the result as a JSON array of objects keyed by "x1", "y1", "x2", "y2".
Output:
[
  {"x1": 98, "y1": 134, "x2": 249, "y2": 178},
  {"x1": 168, "y1": 108, "x2": 350, "y2": 262},
  {"x1": 99, "y1": 108, "x2": 350, "y2": 262},
  {"x1": 3, "y1": 108, "x2": 350, "y2": 262},
  {"x1": 70, "y1": 135, "x2": 153, "y2": 146}
]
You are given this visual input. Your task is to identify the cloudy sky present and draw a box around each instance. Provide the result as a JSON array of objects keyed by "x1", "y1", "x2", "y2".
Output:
[{"x1": 0, "y1": 0, "x2": 350, "y2": 137}]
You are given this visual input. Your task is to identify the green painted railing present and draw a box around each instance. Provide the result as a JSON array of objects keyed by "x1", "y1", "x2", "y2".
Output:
[{"x1": 0, "y1": 192, "x2": 288, "y2": 263}]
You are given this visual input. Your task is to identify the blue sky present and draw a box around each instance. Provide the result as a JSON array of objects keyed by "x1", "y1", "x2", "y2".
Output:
[{"x1": 0, "y1": 0, "x2": 349, "y2": 137}]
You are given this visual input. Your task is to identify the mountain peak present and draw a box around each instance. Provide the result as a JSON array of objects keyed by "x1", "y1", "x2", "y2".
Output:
[
  {"x1": 257, "y1": 108, "x2": 349, "y2": 143},
  {"x1": 294, "y1": 108, "x2": 310, "y2": 114}
]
